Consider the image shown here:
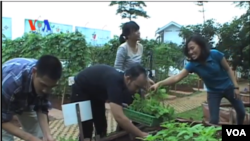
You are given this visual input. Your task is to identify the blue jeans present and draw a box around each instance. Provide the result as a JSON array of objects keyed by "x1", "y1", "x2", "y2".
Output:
[{"x1": 207, "y1": 88, "x2": 246, "y2": 125}]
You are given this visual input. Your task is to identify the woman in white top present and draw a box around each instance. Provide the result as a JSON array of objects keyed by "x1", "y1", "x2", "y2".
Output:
[{"x1": 114, "y1": 21, "x2": 154, "y2": 87}]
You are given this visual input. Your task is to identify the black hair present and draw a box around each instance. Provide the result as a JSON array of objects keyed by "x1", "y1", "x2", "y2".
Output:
[
  {"x1": 124, "y1": 63, "x2": 147, "y2": 80},
  {"x1": 36, "y1": 55, "x2": 62, "y2": 80},
  {"x1": 119, "y1": 21, "x2": 140, "y2": 44},
  {"x1": 183, "y1": 34, "x2": 210, "y2": 62}
]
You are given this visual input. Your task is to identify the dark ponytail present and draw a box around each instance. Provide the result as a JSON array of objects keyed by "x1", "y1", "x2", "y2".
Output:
[
  {"x1": 119, "y1": 34, "x2": 126, "y2": 44},
  {"x1": 119, "y1": 21, "x2": 140, "y2": 45}
]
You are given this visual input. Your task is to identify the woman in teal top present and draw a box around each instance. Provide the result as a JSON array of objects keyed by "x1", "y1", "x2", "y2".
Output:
[{"x1": 150, "y1": 34, "x2": 245, "y2": 125}]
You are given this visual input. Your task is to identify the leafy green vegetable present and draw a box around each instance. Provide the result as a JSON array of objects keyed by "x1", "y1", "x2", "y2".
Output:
[
  {"x1": 141, "y1": 121, "x2": 222, "y2": 141},
  {"x1": 128, "y1": 89, "x2": 175, "y2": 121}
]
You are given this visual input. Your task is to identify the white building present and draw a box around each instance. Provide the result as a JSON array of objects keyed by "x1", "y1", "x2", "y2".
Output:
[{"x1": 155, "y1": 21, "x2": 183, "y2": 45}]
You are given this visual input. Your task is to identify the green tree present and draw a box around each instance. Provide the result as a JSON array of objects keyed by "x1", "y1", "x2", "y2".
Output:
[
  {"x1": 179, "y1": 19, "x2": 219, "y2": 47},
  {"x1": 234, "y1": 1, "x2": 250, "y2": 54},
  {"x1": 109, "y1": 1, "x2": 150, "y2": 21},
  {"x1": 216, "y1": 18, "x2": 249, "y2": 72},
  {"x1": 217, "y1": 1, "x2": 250, "y2": 73},
  {"x1": 109, "y1": 1, "x2": 150, "y2": 28}
]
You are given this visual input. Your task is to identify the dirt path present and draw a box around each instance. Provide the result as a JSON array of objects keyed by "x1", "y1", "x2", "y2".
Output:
[
  {"x1": 166, "y1": 81, "x2": 249, "y2": 113},
  {"x1": 166, "y1": 92, "x2": 207, "y2": 113}
]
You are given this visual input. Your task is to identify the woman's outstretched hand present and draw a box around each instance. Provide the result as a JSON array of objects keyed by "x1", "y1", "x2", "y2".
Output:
[{"x1": 149, "y1": 82, "x2": 160, "y2": 91}]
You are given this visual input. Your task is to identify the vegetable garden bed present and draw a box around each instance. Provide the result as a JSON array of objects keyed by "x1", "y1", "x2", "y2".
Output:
[
  {"x1": 202, "y1": 102, "x2": 250, "y2": 125},
  {"x1": 98, "y1": 119, "x2": 222, "y2": 141},
  {"x1": 100, "y1": 90, "x2": 221, "y2": 141}
]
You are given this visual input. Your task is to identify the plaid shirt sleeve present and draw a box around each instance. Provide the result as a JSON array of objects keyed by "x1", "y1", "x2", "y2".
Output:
[{"x1": 2, "y1": 72, "x2": 22, "y2": 123}]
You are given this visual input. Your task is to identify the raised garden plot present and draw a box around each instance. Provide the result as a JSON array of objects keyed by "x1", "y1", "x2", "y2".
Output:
[
  {"x1": 202, "y1": 102, "x2": 250, "y2": 125},
  {"x1": 98, "y1": 119, "x2": 222, "y2": 141},
  {"x1": 141, "y1": 121, "x2": 221, "y2": 141}
]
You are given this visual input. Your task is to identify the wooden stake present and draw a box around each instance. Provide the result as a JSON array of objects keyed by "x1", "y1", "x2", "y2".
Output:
[
  {"x1": 198, "y1": 79, "x2": 200, "y2": 91},
  {"x1": 61, "y1": 86, "x2": 66, "y2": 105},
  {"x1": 76, "y1": 104, "x2": 84, "y2": 140}
]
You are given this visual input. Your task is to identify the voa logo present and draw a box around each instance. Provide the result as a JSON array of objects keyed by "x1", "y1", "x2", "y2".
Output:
[{"x1": 226, "y1": 129, "x2": 246, "y2": 136}]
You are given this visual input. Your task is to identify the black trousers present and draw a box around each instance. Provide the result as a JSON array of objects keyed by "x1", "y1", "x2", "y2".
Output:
[{"x1": 71, "y1": 84, "x2": 107, "y2": 139}]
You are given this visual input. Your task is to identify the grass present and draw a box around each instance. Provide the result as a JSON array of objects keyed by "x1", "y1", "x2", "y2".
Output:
[{"x1": 175, "y1": 106, "x2": 204, "y2": 121}]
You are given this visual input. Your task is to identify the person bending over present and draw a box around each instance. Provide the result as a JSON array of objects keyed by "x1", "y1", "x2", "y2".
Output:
[
  {"x1": 71, "y1": 64, "x2": 149, "y2": 141},
  {"x1": 2, "y1": 55, "x2": 63, "y2": 141}
]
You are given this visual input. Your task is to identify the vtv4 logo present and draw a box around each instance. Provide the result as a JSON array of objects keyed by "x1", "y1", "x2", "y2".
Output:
[
  {"x1": 226, "y1": 129, "x2": 246, "y2": 136},
  {"x1": 28, "y1": 19, "x2": 52, "y2": 32}
]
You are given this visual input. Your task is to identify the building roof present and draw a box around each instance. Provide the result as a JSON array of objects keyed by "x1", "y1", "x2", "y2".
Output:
[{"x1": 155, "y1": 21, "x2": 182, "y2": 34}]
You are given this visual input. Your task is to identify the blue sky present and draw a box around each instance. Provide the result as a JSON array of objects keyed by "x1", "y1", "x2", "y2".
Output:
[{"x1": 3, "y1": 2, "x2": 246, "y2": 39}]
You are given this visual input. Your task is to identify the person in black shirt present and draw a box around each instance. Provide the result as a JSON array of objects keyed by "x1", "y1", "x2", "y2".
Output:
[{"x1": 71, "y1": 64, "x2": 149, "y2": 141}]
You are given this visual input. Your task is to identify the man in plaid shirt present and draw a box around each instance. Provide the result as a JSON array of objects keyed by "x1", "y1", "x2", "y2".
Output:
[{"x1": 2, "y1": 55, "x2": 62, "y2": 141}]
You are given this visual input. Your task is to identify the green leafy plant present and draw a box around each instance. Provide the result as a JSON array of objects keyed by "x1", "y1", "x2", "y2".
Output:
[
  {"x1": 128, "y1": 92, "x2": 175, "y2": 121},
  {"x1": 153, "y1": 88, "x2": 169, "y2": 99},
  {"x1": 1, "y1": 33, "x2": 186, "y2": 97},
  {"x1": 178, "y1": 74, "x2": 199, "y2": 86},
  {"x1": 2, "y1": 32, "x2": 88, "y2": 96},
  {"x1": 141, "y1": 121, "x2": 222, "y2": 141}
]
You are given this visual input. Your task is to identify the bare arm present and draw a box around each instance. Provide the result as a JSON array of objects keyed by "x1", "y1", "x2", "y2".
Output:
[
  {"x1": 106, "y1": 77, "x2": 145, "y2": 137},
  {"x1": 114, "y1": 47, "x2": 126, "y2": 70},
  {"x1": 2, "y1": 72, "x2": 39, "y2": 141},
  {"x1": 158, "y1": 69, "x2": 190, "y2": 86},
  {"x1": 2, "y1": 122, "x2": 35, "y2": 140},
  {"x1": 109, "y1": 103, "x2": 145, "y2": 137},
  {"x1": 37, "y1": 111, "x2": 50, "y2": 137},
  {"x1": 220, "y1": 57, "x2": 239, "y2": 87}
]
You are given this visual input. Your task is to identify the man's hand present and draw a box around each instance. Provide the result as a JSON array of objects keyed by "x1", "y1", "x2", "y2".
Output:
[
  {"x1": 27, "y1": 135, "x2": 43, "y2": 141},
  {"x1": 2, "y1": 121, "x2": 42, "y2": 141},
  {"x1": 141, "y1": 132, "x2": 149, "y2": 138},
  {"x1": 37, "y1": 112, "x2": 53, "y2": 141},
  {"x1": 43, "y1": 134, "x2": 55, "y2": 141}
]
